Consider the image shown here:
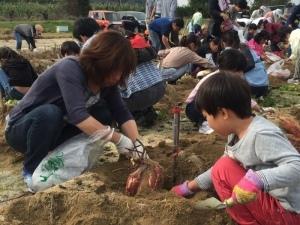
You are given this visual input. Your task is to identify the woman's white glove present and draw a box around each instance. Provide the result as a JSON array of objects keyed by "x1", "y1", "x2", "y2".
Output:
[{"x1": 116, "y1": 134, "x2": 149, "y2": 160}]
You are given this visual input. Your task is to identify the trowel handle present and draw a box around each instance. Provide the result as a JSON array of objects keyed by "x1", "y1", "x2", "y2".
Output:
[
  {"x1": 172, "y1": 106, "x2": 181, "y2": 148},
  {"x1": 223, "y1": 198, "x2": 234, "y2": 207}
]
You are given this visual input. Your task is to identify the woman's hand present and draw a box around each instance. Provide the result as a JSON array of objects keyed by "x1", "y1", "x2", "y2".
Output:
[{"x1": 116, "y1": 134, "x2": 149, "y2": 160}]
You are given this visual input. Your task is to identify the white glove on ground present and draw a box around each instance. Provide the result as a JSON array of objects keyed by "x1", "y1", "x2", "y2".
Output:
[{"x1": 116, "y1": 134, "x2": 149, "y2": 160}]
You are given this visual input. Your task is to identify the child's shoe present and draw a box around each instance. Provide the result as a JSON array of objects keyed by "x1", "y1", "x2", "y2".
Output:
[
  {"x1": 198, "y1": 121, "x2": 214, "y2": 134},
  {"x1": 287, "y1": 78, "x2": 299, "y2": 84}
]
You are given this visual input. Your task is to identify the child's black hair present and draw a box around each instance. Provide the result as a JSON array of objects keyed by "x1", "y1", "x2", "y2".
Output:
[
  {"x1": 248, "y1": 23, "x2": 257, "y2": 30},
  {"x1": 218, "y1": 49, "x2": 247, "y2": 72},
  {"x1": 73, "y1": 17, "x2": 101, "y2": 42},
  {"x1": 208, "y1": 35, "x2": 221, "y2": 46},
  {"x1": 0, "y1": 47, "x2": 26, "y2": 64},
  {"x1": 221, "y1": 30, "x2": 240, "y2": 49},
  {"x1": 172, "y1": 18, "x2": 184, "y2": 29},
  {"x1": 195, "y1": 71, "x2": 252, "y2": 119},
  {"x1": 180, "y1": 33, "x2": 199, "y2": 47},
  {"x1": 60, "y1": 41, "x2": 80, "y2": 57},
  {"x1": 235, "y1": 0, "x2": 248, "y2": 10},
  {"x1": 254, "y1": 30, "x2": 270, "y2": 43},
  {"x1": 277, "y1": 26, "x2": 293, "y2": 42}
]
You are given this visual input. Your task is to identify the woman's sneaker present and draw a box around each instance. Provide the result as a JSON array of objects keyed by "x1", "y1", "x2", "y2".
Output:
[
  {"x1": 23, "y1": 170, "x2": 34, "y2": 192},
  {"x1": 198, "y1": 121, "x2": 214, "y2": 134}
]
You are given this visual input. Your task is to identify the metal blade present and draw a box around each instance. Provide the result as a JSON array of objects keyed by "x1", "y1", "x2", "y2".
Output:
[{"x1": 194, "y1": 197, "x2": 227, "y2": 210}]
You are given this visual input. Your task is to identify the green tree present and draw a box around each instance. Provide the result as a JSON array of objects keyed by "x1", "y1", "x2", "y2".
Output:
[
  {"x1": 189, "y1": 0, "x2": 209, "y2": 17},
  {"x1": 58, "y1": 0, "x2": 90, "y2": 17}
]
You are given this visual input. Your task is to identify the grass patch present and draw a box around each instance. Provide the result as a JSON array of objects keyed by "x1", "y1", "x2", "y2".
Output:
[{"x1": 260, "y1": 83, "x2": 300, "y2": 108}]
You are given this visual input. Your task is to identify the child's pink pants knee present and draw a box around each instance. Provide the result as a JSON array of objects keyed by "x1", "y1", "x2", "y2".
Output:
[{"x1": 211, "y1": 156, "x2": 300, "y2": 225}]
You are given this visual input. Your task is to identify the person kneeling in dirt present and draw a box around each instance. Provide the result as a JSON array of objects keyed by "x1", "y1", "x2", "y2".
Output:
[
  {"x1": 159, "y1": 33, "x2": 214, "y2": 84},
  {"x1": 0, "y1": 47, "x2": 37, "y2": 100},
  {"x1": 60, "y1": 41, "x2": 80, "y2": 57},
  {"x1": 172, "y1": 72, "x2": 300, "y2": 225},
  {"x1": 186, "y1": 49, "x2": 261, "y2": 134},
  {"x1": 13, "y1": 24, "x2": 43, "y2": 51},
  {"x1": 120, "y1": 29, "x2": 166, "y2": 127},
  {"x1": 5, "y1": 31, "x2": 149, "y2": 189},
  {"x1": 222, "y1": 30, "x2": 269, "y2": 98}
]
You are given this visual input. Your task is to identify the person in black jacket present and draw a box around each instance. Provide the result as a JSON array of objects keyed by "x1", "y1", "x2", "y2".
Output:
[
  {"x1": 13, "y1": 24, "x2": 43, "y2": 51},
  {"x1": 0, "y1": 47, "x2": 37, "y2": 100},
  {"x1": 208, "y1": 0, "x2": 247, "y2": 38},
  {"x1": 287, "y1": 4, "x2": 300, "y2": 29}
]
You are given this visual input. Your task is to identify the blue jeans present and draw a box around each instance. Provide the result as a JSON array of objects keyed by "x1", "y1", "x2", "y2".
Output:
[
  {"x1": 0, "y1": 68, "x2": 23, "y2": 100},
  {"x1": 160, "y1": 64, "x2": 192, "y2": 82},
  {"x1": 5, "y1": 105, "x2": 65, "y2": 174},
  {"x1": 5, "y1": 103, "x2": 113, "y2": 174},
  {"x1": 123, "y1": 81, "x2": 166, "y2": 112},
  {"x1": 149, "y1": 29, "x2": 161, "y2": 51},
  {"x1": 14, "y1": 32, "x2": 23, "y2": 50}
]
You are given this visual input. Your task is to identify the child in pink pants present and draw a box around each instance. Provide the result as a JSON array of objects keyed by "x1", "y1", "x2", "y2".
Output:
[{"x1": 171, "y1": 72, "x2": 300, "y2": 225}]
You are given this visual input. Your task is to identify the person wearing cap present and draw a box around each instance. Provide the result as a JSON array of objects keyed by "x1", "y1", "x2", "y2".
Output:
[
  {"x1": 250, "y1": 5, "x2": 271, "y2": 20},
  {"x1": 287, "y1": 4, "x2": 300, "y2": 29},
  {"x1": 13, "y1": 24, "x2": 43, "y2": 51},
  {"x1": 264, "y1": 9, "x2": 284, "y2": 23}
]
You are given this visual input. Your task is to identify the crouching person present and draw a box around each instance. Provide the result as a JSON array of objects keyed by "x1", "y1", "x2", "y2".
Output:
[
  {"x1": 159, "y1": 33, "x2": 213, "y2": 84},
  {"x1": 171, "y1": 72, "x2": 300, "y2": 224},
  {"x1": 0, "y1": 47, "x2": 37, "y2": 100},
  {"x1": 5, "y1": 31, "x2": 149, "y2": 189},
  {"x1": 120, "y1": 32, "x2": 166, "y2": 127}
]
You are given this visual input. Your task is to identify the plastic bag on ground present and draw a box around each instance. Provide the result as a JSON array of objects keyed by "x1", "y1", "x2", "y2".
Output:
[
  {"x1": 31, "y1": 127, "x2": 113, "y2": 192},
  {"x1": 266, "y1": 59, "x2": 290, "y2": 79},
  {"x1": 265, "y1": 52, "x2": 282, "y2": 62}
]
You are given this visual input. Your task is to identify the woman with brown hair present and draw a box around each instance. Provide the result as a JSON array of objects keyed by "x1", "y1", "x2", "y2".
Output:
[{"x1": 5, "y1": 31, "x2": 148, "y2": 189}]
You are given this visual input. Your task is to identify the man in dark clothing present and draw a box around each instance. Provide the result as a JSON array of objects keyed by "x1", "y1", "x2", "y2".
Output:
[
  {"x1": 148, "y1": 17, "x2": 184, "y2": 51},
  {"x1": 14, "y1": 24, "x2": 43, "y2": 51},
  {"x1": 208, "y1": 0, "x2": 247, "y2": 38},
  {"x1": 287, "y1": 4, "x2": 300, "y2": 29}
]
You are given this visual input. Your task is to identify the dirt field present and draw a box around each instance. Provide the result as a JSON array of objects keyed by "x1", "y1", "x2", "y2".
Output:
[{"x1": 0, "y1": 38, "x2": 299, "y2": 225}]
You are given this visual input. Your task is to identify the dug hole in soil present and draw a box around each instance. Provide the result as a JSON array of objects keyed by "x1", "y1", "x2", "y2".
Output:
[
  {"x1": 0, "y1": 124, "x2": 233, "y2": 225},
  {"x1": 0, "y1": 57, "x2": 233, "y2": 224}
]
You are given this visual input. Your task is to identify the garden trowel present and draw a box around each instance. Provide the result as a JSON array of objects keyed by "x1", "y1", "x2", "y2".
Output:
[{"x1": 194, "y1": 197, "x2": 234, "y2": 210}]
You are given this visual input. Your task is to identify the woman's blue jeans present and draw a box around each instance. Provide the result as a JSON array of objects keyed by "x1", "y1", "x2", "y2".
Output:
[{"x1": 5, "y1": 103, "x2": 113, "y2": 174}]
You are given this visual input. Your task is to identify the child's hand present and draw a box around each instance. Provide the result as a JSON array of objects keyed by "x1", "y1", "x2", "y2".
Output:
[
  {"x1": 230, "y1": 169, "x2": 263, "y2": 204},
  {"x1": 171, "y1": 181, "x2": 194, "y2": 197}
]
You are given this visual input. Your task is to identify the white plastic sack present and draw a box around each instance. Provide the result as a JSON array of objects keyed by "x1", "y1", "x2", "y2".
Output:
[
  {"x1": 31, "y1": 128, "x2": 113, "y2": 192},
  {"x1": 265, "y1": 52, "x2": 282, "y2": 62},
  {"x1": 233, "y1": 26, "x2": 246, "y2": 44},
  {"x1": 267, "y1": 60, "x2": 290, "y2": 79}
]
